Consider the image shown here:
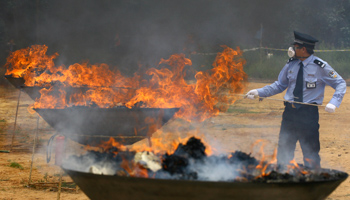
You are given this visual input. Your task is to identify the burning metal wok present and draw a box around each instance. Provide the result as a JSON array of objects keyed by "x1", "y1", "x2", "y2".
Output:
[
  {"x1": 4, "y1": 75, "x2": 120, "y2": 100},
  {"x1": 4, "y1": 75, "x2": 25, "y2": 88},
  {"x1": 5, "y1": 75, "x2": 180, "y2": 145},
  {"x1": 35, "y1": 107, "x2": 179, "y2": 145},
  {"x1": 63, "y1": 167, "x2": 348, "y2": 200},
  {"x1": 3, "y1": 75, "x2": 42, "y2": 100}
]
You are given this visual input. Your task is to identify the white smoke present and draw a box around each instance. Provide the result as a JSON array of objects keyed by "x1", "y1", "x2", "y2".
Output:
[{"x1": 189, "y1": 157, "x2": 241, "y2": 181}]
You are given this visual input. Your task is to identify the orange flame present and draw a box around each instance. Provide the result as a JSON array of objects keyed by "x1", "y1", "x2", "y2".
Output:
[
  {"x1": 289, "y1": 159, "x2": 308, "y2": 175},
  {"x1": 4, "y1": 45, "x2": 247, "y2": 121},
  {"x1": 94, "y1": 130, "x2": 213, "y2": 156},
  {"x1": 5, "y1": 45, "x2": 58, "y2": 78},
  {"x1": 251, "y1": 139, "x2": 277, "y2": 177},
  {"x1": 120, "y1": 158, "x2": 149, "y2": 178},
  {"x1": 33, "y1": 86, "x2": 67, "y2": 109},
  {"x1": 97, "y1": 137, "x2": 127, "y2": 153}
]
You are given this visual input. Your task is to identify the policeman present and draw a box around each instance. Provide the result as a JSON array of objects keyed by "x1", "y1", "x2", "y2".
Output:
[{"x1": 246, "y1": 31, "x2": 347, "y2": 169}]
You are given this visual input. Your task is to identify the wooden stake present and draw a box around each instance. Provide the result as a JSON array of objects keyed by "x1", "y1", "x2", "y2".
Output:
[
  {"x1": 10, "y1": 89, "x2": 22, "y2": 151},
  {"x1": 57, "y1": 169, "x2": 63, "y2": 200}
]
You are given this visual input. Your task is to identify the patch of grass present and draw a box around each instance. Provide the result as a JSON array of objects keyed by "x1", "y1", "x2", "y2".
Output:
[
  {"x1": 0, "y1": 119, "x2": 6, "y2": 122},
  {"x1": 18, "y1": 131, "x2": 30, "y2": 143},
  {"x1": 53, "y1": 172, "x2": 67, "y2": 177},
  {"x1": 44, "y1": 172, "x2": 48, "y2": 182},
  {"x1": 38, "y1": 138, "x2": 47, "y2": 144},
  {"x1": 0, "y1": 178, "x2": 10, "y2": 181},
  {"x1": 20, "y1": 178, "x2": 27, "y2": 184},
  {"x1": 9, "y1": 162, "x2": 24, "y2": 170},
  {"x1": 62, "y1": 182, "x2": 76, "y2": 188}
]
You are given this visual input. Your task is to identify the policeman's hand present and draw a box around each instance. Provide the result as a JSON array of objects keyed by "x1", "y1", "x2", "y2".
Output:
[
  {"x1": 245, "y1": 89, "x2": 258, "y2": 100},
  {"x1": 325, "y1": 103, "x2": 336, "y2": 113}
]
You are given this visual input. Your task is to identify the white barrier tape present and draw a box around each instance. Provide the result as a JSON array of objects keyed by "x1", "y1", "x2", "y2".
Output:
[
  {"x1": 262, "y1": 47, "x2": 350, "y2": 52},
  {"x1": 192, "y1": 47, "x2": 350, "y2": 55},
  {"x1": 314, "y1": 49, "x2": 350, "y2": 52}
]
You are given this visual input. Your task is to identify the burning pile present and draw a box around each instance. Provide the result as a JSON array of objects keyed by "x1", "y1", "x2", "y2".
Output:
[
  {"x1": 63, "y1": 136, "x2": 345, "y2": 183},
  {"x1": 4, "y1": 45, "x2": 247, "y2": 121}
]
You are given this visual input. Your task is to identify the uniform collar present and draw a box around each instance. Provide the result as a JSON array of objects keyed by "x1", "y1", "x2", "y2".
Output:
[{"x1": 299, "y1": 54, "x2": 314, "y2": 67}]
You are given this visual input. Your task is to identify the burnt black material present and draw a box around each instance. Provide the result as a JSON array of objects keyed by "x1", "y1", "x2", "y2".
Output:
[
  {"x1": 35, "y1": 107, "x2": 179, "y2": 145},
  {"x1": 161, "y1": 138, "x2": 259, "y2": 179},
  {"x1": 162, "y1": 137, "x2": 205, "y2": 176},
  {"x1": 173, "y1": 137, "x2": 206, "y2": 159},
  {"x1": 162, "y1": 154, "x2": 189, "y2": 175},
  {"x1": 161, "y1": 137, "x2": 206, "y2": 176},
  {"x1": 63, "y1": 167, "x2": 348, "y2": 200},
  {"x1": 229, "y1": 151, "x2": 258, "y2": 166}
]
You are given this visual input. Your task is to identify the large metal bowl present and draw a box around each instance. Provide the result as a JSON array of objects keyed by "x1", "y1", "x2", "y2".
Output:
[
  {"x1": 35, "y1": 107, "x2": 179, "y2": 145},
  {"x1": 4, "y1": 75, "x2": 25, "y2": 88},
  {"x1": 4, "y1": 75, "x2": 88, "y2": 100},
  {"x1": 4, "y1": 75, "x2": 134, "y2": 101},
  {"x1": 63, "y1": 167, "x2": 348, "y2": 200}
]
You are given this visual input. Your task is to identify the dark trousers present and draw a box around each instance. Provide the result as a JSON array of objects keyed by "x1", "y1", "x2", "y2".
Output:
[{"x1": 276, "y1": 102, "x2": 320, "y2": 168}]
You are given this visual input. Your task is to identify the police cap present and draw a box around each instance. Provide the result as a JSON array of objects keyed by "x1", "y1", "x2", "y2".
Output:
[{"x1": 292, "y1": 31, "x2": 318, "y2": 49}]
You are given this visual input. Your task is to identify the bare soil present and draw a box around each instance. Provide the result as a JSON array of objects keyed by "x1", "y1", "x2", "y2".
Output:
[{"x1": 0, "y1": 82, "x2": 349, "y2": 200}]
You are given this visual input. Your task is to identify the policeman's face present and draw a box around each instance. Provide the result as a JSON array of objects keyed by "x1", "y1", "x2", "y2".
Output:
[{"x1": 294, "y1": 45, "x2": 304, "y2": 57}]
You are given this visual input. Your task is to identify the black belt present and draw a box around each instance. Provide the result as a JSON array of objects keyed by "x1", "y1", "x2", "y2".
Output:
[{"x1": 284, "y1": 101, "x2": 317, "y2": 108}]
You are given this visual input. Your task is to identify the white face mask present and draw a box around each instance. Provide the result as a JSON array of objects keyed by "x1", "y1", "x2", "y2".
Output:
[{"x1": 288, "y1": 47, "x2": 295, "y2": 58}]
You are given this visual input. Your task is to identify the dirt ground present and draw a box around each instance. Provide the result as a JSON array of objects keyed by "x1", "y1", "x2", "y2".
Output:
[{"x1": 0, "y1": 81, "x2": 349, "y2": 200}]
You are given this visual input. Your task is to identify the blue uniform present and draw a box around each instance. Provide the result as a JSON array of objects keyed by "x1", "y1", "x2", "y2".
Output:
[
  {"x1": 256, "y1": 54, "x2": 346, "y2": 107},
  {"x1": 256, "y1": 54, "x2": 346, "y2": 168}
]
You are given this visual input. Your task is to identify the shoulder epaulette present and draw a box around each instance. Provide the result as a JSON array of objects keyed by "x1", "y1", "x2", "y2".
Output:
[
  {"x1": 287, "y1": 57, "x2": 296, "y2": 63},
  {"x1": 314, "y1": 59, "x2": 326, "y2": 68}
]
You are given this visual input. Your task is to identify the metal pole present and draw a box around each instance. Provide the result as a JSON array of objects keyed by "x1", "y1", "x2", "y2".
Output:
[
  {"x1": 230, "y1": 94, "x2": 326, "y2": 107},
  {"x1": 10, "y1": 89, "x2": 22, "y2": 151},
  {"x1": 28, "y1": 115, "x2": 40, "y2": 185}
]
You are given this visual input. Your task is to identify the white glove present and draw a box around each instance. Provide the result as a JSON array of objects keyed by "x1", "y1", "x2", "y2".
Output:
[
  {"x1": 325, "y1": 103, "x2": 336, "y2": 113},
  {"x1": 245, "y1": 89, "x2": 259, "y2": 100}
]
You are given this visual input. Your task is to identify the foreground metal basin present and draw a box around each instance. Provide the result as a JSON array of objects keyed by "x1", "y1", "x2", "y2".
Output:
[
  {"x1": 63, "y1": 167, "x2": 348, "y2": 200},
  {"x1": 35, "y1": 107, "x2": 179, "y2": 145}
]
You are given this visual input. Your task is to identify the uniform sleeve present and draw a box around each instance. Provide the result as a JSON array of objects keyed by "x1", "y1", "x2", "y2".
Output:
[
  {"x1": 320, "y1": 64, "x2": 346, "y2": 107},
  {"x1": 257, "y1": 64, "x2": 289, "y2": 97}
]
